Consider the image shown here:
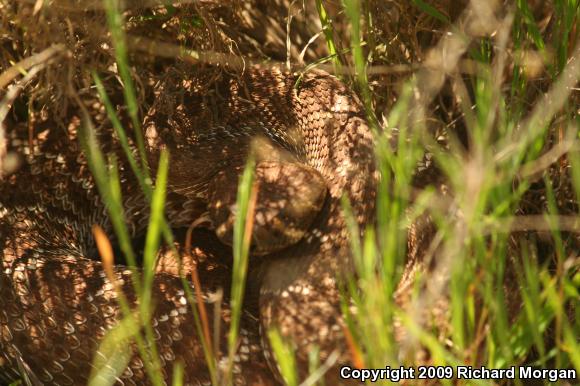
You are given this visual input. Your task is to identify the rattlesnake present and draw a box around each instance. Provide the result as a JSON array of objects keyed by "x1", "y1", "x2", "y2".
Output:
[{"x1": 0, "y1": 66, "x2": 377, "y2": 385}]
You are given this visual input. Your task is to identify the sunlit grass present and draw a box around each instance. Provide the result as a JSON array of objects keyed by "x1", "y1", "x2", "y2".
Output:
[
  {"x1": 225, "y1": 156, "x2": 256, "y2": 384},
  {"x1": 334, "y1": 1, "x2": 578, "y2": 385}
]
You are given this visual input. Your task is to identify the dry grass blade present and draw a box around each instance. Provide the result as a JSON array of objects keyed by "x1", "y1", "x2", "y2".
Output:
[
  {"x1": 0, "y1": 66, "x2": 43, "y2": 124},
  {"x1": 408, "y1": 0, "x2": 501, "y2": 125},
  {"x1": 185, "y1": 222, "x2": 214, "y2": 361},
  {"x1": 490, "y1": 215, "x2": 580, "y2": 234},
  {"x1": 0, "y1": 44, "x2": 67, "y2": 90},
  {"x1": 93, "y1": 224, "x2": 117, "y2": 285},
  {"x1": 496, "y1": 42, "x2": 580, "y2": 162},
  {"x1": 342, "y1": 325, "x2": 365, "y2": 370},
  {"x1": 126, "y1": 36, "x2": 250, "y2": 71},
  {"x1": 518, "y1": 139, "x2": 579, "y2": 181}
]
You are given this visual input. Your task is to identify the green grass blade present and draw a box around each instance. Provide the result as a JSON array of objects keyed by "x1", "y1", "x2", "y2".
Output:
[
  {"x1": 411, "y1": 0, "x2": 450, "y2": 24},
  {"x1": 102, "y1": 0, "x2": 150, "y2": 175},
  {"x1": 88, "y1": 318, "x2": 134, "y2": 386},
  {"x1": 315, "y1": 0, "x2": 343, "y2": 74},
  {"x1": 267, "y1": 329, "x2": 298, "y2": 386},
  {"x1": 226, "y1": 156, "x2": 256, "y2": 382}
]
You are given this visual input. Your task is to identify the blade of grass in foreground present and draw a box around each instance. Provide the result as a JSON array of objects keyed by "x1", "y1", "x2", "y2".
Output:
[
  {"x1": 171, "y1": 362, "x2": 184, "y2": 386},
  {"x1": 268, "y1": 329, "x2": 298, "y2": 386},
  {"x1": 89, "y1": 318, "x2": 134, "y2": 386},
  {"x1": 314, "y1": 0, "x2": 343, "y2": 75},
  {"x1": 342, "y1": 0, "x2": 375, "y2": 125},
  {"x1": 141, "y1": 151, "x2": 169, "y2": 318},
  {"x1": 226, "y1": 156, "x2": 256, "y2": 384},
  {"x1": 102, "y1": 0, "x2": 149, "y2": 174}
]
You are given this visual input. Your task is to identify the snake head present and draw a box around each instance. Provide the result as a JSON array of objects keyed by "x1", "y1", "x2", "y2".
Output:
[{"x1": 208, "y1": 160, "x2": 328, "y2": 255}]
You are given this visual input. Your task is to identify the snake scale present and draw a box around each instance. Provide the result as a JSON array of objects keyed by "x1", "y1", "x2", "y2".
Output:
[{"x1": 0, "y1": 66, "x2": 377, "y2": 385}]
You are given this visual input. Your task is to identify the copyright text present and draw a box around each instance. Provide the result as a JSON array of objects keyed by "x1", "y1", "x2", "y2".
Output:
[{"x1": 339, "y1": 365, "x2": 577, "y2": 383}]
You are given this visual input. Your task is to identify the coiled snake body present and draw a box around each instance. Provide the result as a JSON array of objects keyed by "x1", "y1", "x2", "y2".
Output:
[{"x1": 0, "y1": 67, "x2": 377, "y2": 385}]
